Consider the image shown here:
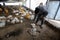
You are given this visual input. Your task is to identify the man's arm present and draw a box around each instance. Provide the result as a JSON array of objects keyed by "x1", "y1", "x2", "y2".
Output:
[{"x1": 35, "y1": 7, "x2": 40, "y2": 14}]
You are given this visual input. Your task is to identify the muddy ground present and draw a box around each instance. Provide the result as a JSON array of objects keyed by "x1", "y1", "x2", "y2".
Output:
[{"x1": 0, "y1": 19, "x2": 60, "y2": 40}]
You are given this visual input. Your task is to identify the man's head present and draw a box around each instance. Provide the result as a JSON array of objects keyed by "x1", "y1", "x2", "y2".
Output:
[{"x1": 39, "y1": 2, "x2": 43, "y2": 6}]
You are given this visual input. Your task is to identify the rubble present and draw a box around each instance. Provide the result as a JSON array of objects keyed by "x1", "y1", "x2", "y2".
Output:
[{"x1": 0, "y1": 5, "x2": 34, "y2": 27}]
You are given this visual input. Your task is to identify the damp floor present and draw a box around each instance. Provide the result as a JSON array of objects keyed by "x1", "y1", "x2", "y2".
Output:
[{"x1": 0, "y1": 19, "x2": 60, "y2": 40}]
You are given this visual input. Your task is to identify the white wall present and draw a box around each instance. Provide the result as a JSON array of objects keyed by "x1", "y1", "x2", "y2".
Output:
[
  {"x1": 31, "y1": 0, "x2": 47, "y2": 10},
  {"x1": 5, "y1": 2, "x2": 22, "y2": 6},
  {"x1": 0, "y1": 2, "x2": 3, "y2": 5},
  {"x1": 0, "y1": 0, "x2": 47, "y2": 10},
  {"x1": 25, "y1": 0, "x2": 47, "y2": 10},
  {"x1": 0, "y1": 2, "x2": 23, "y2": 6},
  {"x1": 25, "y1": 0, "x2": 30, "y2": 8}
]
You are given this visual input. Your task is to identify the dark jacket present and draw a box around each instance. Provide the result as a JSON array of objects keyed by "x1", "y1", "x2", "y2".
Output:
[
  {"x1": 35, "y1": 6, "x2": 44, "y2": 14},
  {"x1": 35, "y1": 6, "x2": 48, "y2": 17}
]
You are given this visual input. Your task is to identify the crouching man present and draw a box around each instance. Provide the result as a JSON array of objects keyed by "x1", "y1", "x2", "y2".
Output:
[{"x1": 34, "y1": 2, "x2": 48, "y2": 28}]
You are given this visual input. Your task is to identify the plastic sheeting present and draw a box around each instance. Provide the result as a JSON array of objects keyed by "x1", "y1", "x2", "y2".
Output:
[{"x1": 46, "y1": 1, "x2": 59, "y2": 19}]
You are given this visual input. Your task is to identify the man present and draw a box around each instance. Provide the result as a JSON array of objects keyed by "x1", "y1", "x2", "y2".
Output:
[{"x1": 34, "y1": 2, "x2": 48, "y2": 28}]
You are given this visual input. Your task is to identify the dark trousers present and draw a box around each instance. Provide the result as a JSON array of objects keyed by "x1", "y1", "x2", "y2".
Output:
[{"x1": 34, "y1": 14, "x2": 44, "y2": 26}]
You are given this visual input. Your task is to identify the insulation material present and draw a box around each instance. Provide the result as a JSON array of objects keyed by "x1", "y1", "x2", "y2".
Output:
[
  {"x1": 31, "y1": 28, "x2": 37, "y2": 35},
  {"x1": 20, "y1": 17, "x2": 24, "y2": 19},
  {"x1": 7, "y1": 15, "x2": 13, "y2": 18},
  {"x1": 13, "y1": 10, "x2": 19, "y2": 13},
  {"x1": 5, "y1": 8, "x2": 9, "y2": 14},
  {"x1": 31, "y1": 23, "x2": 37, "y2": 35},
  {"x1": 30, "y1": 15, "x2": 34, "y2": 20},
  {"x1": 7, "y1": 20, "x2": 10, "y2": 22},
  {"x1": 11, "y1": 17, "x2": 19, "y2": 24},
  {"x1": 20, "y1": 20, "x2": 23, "y2": 23},
  {"x1": 19, "y1": 7, "x2": 25, "y2": 14},
  {"x1": 7, "y1": 15, "x2": 13, "y2": 21},
  {"x1": 29, "y1": 12, "x2": 32, "y2": 15},
  {"x1": 15, "y1": 13, "x2": 19, "y2": 16},
  {"x1": 0, "y1": 8, "x2": 2, "y2": 11},
  {"x1": 21, "y1": 12, "x2": 26, "y2": 16},
  {"x1": 31, "y1": 23, "x2": 36, "y2": 28},
  {"x1": 25, "y1": 13, "x2": 31, "y2": 19}
]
